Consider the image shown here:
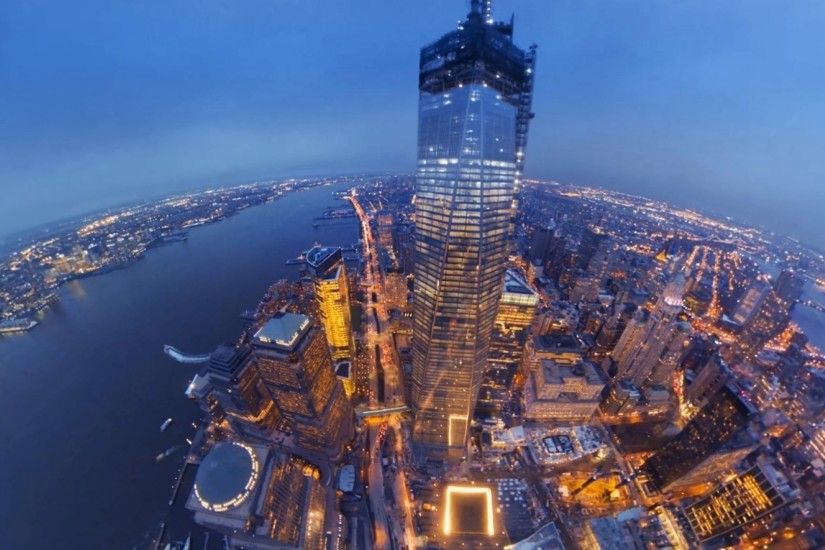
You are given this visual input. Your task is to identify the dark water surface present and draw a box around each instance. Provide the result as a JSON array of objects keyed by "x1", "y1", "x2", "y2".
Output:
[
  {"x1": 0, "y1": 182, "x2": 358, "y2": 548},
  {"x1": 796, "y1": 281, "x2": 825, "y2": 352}
]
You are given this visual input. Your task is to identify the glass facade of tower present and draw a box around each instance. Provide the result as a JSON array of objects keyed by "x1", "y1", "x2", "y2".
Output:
[
  {"x1": 640, "y1": 385, "x2": 753, "y2": 491},
  {"x1": 411, "y1": 6, "x2": 535, "y2": 460}
]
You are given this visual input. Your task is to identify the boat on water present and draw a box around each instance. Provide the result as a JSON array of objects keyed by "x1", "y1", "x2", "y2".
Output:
[
  {"x1": 0, "y1": 318, "x2": 39, "y2": 334},
  {"x1": 162, "y1": 534, "x2": 190, "y2": 550},
  {"x1": 155, "y1": 445, "x2": 182, "y2": 463},
  {"x1": 160, "y1": 418, "x2": 173, "y2": 432}
]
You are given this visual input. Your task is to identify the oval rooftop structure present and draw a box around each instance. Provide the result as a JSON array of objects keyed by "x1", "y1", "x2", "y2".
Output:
[{"x1": 194, "y1": 442, "x2": 258, "y2": 512}]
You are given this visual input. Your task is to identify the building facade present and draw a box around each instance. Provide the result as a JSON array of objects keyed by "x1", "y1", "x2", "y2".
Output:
[
  {"x1": 477, "y1": 269, "x2": 539, "y2": 416},
  {"x1": 683, "y1": 463, "x2": 790, "y2": 545},
  {"x1": 251, "y1": 313, "x2": 354, "y2": 460},
  {"x1": 188, "y1": 345, "x2": 283, "y2": 441},
  {"x1": 410, "y1": 1, "x2": 536, "y2": 460},
  {"x1": 524, "y1": 359, "x2": 606, "y2": 422},
  {"x1": 306, "y1": 246, "x2": 353, "y2": 361},
  {"x1": 611, "y1": 274, "x2": 689, "y2": 387},
  {"x1": 641, "y1": 384, "x2": 754, "y2": 492}
]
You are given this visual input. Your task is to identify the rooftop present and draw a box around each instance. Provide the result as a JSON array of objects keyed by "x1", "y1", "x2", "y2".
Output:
[
  {"x1": 535, "y1": 333, "x2": 586, "y2": 353},
  {"x1": 306, "y1": 245, "x2": 341, "y2": 275},
  {"x1": 193, "y1": 442, "x2": 259, "y2": 513},
  {"x1": 319, "y1": 263, "x2": 342, "y2": 282},
  {"x1": 207, "y1": 345, "x2": 250, "y2": 378},
  {"x1": 503, "y1": 269, "x2": 536, "y2": 296},
  {"x1": 541, "y1": 360, "x2": 605, "y2": 386},
  {"x1": 254, "y1": 313, "x2": 310, "y2": 349},
  {"x1": 335, "y1": 360, "x2": 351, "y2": 378},
  {"x1": 505, "y1": 521, "x2": 564, "y2": 550}
]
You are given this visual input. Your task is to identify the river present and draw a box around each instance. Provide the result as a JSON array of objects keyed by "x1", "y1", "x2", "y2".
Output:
[
  {"x1": 0, "y1": 182, "x2": 359, "y2": 548},
  {"x1": 795, "y1": 281, "x2": 825, "y2": 353}
]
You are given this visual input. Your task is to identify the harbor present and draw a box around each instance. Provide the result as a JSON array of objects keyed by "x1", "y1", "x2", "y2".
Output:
[{"x1": 0, "y1": 180, "x2": 360, "y2": 549}]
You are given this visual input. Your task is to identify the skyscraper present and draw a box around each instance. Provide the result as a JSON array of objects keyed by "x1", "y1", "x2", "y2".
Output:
[
  {"x1": 306, "y1": 246, "x2": 353, "y2": 361},
  {"x1": 476, "y1": 269, "x2": 539, "y2": 417},
  {"x1": 529, "y1": 221, "x2": 559, "y2": 267},
  {"x1": 640, "y1": 384, "x2": 754, "y2": 492},
  {"x1": 683, "y1": 463, "x2": 790, "y2": 545},
  {"x1": 576, "y1": 226, "x2": 608, "y2": 270},
  {"x1": 188, "y1": 344, "x2": 282, "y2": 440},
  {"x1": 736, "y1": 270, "x2": 803, "y2": 358},
  {"x1": 410, "y1": 0, "x2": 536, "y2": 460},
  {"x1": 731, "y1": 279, "x2": 771, "y2": 326},
  {"x1": 252, "y1": 312, "x2": 353, "y2": 460},
  {"x1": 611, "y1": 273, "x2": 689, "y2": 387}
]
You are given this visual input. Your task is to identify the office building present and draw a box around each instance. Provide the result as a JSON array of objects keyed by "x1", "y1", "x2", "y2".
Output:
[
  {"x1": 306, "y1": 246, "x2": 353, "y2": 361},
  {"x1": 601, "y1": 379, "x2": 672, "y2": 418},
  {"x1": 392, "y1": 222, "x2": 415, "y2": 274},
  {"x1": 410, "y1": 0, "x2": 536, "y2": 460},
  {"x1": 187, "y1": 345, "x2": 282, "y2": 441},
  {"x1": 731, "y1": 279, "x2": 771, "y2": 326},
  {"x1": 737, "y1": 270, "x2": 803, "y2": 358},
  {"x1": 529, "y1": 221, "x2": 560, "y2": 267},
  {"x1": 640, "y1": 385, "x2": 754, "y2": 492},
  {"x1": 601, "y1": 379, "x2": 642, "y2": 416},
  {"x1": 685, "y1": 353, "x2": 732, "y2": 410},
  {"x1": 683, "y1": 463, "x2": 791, "y2": 545},
  {"x1": 576, "y1": 226, "x2": 608, "y2": 270},
  {"x1": 527, "y1": 333, "x2": 589, "y2": 366},
  {"x1": 252, "y1": 312, "x2": 353, "y2": 460},
  {"x1": 377, "y1": 213, "x2": 394, "y2": 249},
  {"x1": 611, "y1": 274, "x2": 688, "y2": 387},
  {"x1": 524, "y1": 359, "x2": 606, "y2": 422},
  {"x1": 495, "y1": 269, "x2": 540, "y2": 330},
  {"x1": 477, "y1": 269, "x2": 539, "y2": 416}
]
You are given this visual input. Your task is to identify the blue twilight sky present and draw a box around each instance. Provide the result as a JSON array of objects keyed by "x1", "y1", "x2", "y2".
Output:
[{"x1": 1, "y1": 1, "x2": 824, "y2": 248}]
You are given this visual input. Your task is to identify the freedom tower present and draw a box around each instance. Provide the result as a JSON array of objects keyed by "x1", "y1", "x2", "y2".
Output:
[{"x1": 411, "y1": 0, "x2": 536, "y2": 461}]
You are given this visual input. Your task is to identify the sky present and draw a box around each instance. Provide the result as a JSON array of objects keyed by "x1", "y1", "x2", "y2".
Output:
[{"x1": 1, "y1": 0, "x2": 824, "y2": 248}]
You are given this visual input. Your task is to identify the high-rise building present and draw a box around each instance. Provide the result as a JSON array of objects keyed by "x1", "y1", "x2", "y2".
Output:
[
  {"x1": 392, "y1": 222, "x2": 416, "y2": 274},
  {"x1": 648, "y1": 321, "x2": 692, "y2": 386},
  {"x1": 774, "y1": 269, "x2": 804, "y2": 303},
  {"x1": 576, "y1": 226, "x2": 608, "y2": 270},
  {"x1": 736, "y1": 270, "x2": 803, "y2": 358},
  {"x1": 251, "y1": 312, "x2": 354, "y2": 459},
  {"x1": 523, "y1": 359, "x2": 606, "y2": 422},
  {"x1": 377, "y1": 213, "x2": 395, "y2": 249},
  {"x1": 476, "y1": 269, "x2": 539, "y2": 416},
  {"x1": 640, "y1": 384, "x2": 754, "y2": 492},
  {"x1": 410, "y1": 1, "x2": 536, "y2": 460},
  {"x1": 187, "y1": 344, "x2": 282, "y2": 440},
  {"x1": 529, "y1": 221, "x2": 560, "y2": 267},
  {"x1": 685, "y1": 353, "x2": 732, "y2": 410},
  {"x1": 306, "y1": 246, "x2": 353, "y2": 361},
  {"x1": 611, "y1": 274, "x2": 689, "y2": 387},
  {"x1": 494, "y1": 269, "x2": 540, "y2": 331},
  {"x1": 683, "y1": 463, "x2": 791, "y2": 546},
  {"x1": 731, "y1": 279, "x2": 771, "y2": 326},
  {"x1": 569, "y1": 232, "x2": 611, "y2": 304}
]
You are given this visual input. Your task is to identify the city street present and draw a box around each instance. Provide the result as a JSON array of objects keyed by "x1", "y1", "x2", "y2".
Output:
[{"x1": 351, "y1": 192, "x2": 417, "y2": 549}]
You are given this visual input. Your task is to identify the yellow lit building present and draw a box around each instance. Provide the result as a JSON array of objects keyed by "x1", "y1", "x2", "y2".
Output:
[
  {"x1": 252, "y1": 312, "x2": 354, "y2": 460},
  {"x1": 307, "y1": 246, "x2": 353, "y2": 361},
  {"x1": 683, "y1": 463, "x2": 789, "y2": 544}
]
